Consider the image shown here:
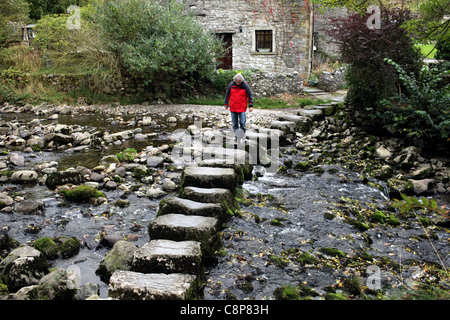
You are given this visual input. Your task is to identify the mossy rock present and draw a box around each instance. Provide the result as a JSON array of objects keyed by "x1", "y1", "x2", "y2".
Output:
[
  {"x1": 56, "y1": 236, "x2": 80, "y2": 258},
  {"x1": 370, "y1": 210, "x2": 386, "y2": 224},
  {"x1": 297, "y1": 252, "x2": 319, "y2": 266},
  {"x1": 294, "y1": 161, "x2": 311, "y2": 172},
  {"x1": 60, "y1": 185, "x2": 106, "y2": 203},
  {"x1": 116, "y1": 148, "x2": 138, "y2": 162},
  {"x1": 319, "y1": 247, "x2": 346, "y2": 258},
  {"x1": 0, "y1": 234, "x2": 20, "y2": 252},
  {"x1": 34, "y1": 237, "x2": 59, "y2": 259}
]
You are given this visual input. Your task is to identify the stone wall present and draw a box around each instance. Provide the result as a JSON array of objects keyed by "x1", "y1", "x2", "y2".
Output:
[
  {"x1": 183, "y1": 0, "x2": 313, "y2": 81},
  {"x1": 249, "y1": 71, "x2": 304, "y2": 97}
]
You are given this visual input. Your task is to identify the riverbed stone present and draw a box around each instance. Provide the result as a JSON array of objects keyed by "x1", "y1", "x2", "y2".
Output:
[
  {"x1": 158, "y1": 196, "x2": 226, "y2": 221},
  {"x1": 146, "y1": 187, "x2": 166, "y2": 199},
  {"x1": 270, "y1": 120, "x2": 297, "y2": 134},
  {"x1": 108, "y1": 270, "x2": 198, "y2": 300},
  {"x1": 298, "y1": 108, "x2": 323, "y2": 121},
  {"x1": 11, "y1": 170, "x2": 38, "y2": 183},
  {"x1": 0, "y1": 246, "x2": 48, "y2": 292},
  {"x1": 181, "y1": 166, "x2": 237, "y2": 192},
  {"x1": 14, "y1": 200, "x2": 44, "y2": 214},
  {"x1": 45, "y1": 169, "x2": 84, "y2": 190},
  {"x1": 132, "y1": 239, "x2": 203, "y2": 275},
  {"x1": 96, "y1": 240, "x2": 137, "y2": 282},
  {"x1": 8, "y1": 152, "x2": 24, "y2": 167},
  {"x1": 148, "y1": 213, "x2": 221, "y2": 255}
]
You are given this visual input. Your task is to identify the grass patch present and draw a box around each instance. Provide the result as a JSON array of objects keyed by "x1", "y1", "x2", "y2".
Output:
[{"x1": 415, "y1": 44, "x2": 437, "y2": 59}]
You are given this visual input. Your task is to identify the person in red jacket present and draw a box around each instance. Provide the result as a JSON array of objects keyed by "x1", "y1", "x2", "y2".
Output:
[{"x1": 224, "y1": 73, "x2": 254, "y2": 143}]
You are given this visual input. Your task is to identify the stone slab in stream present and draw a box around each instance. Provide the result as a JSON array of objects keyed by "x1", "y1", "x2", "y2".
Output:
[
  {"x1": 108, "y1": 270, "x2": 198, "y2": 300},
  {"x1": 132, "y1": 239, "x2": 203, "y2": 275},
  {"x1": 270, "y1": 120, "x2": 297, "y2": 134},
  {"x1": 158, "y1": 196, "x2": 226, "y2": 221},
  {"x1": 182, "y1": 166, "x2": 237, "y2": 192},
  {"x1": 148, "y1": 213, "x2": 221, "y2": 255},
  {"x1": 180, "y1": 186, "x2": 236, "y2": 205}
]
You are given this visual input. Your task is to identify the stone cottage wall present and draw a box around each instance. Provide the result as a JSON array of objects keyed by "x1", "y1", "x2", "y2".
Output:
[{"x1": 183, "y1": 0, "x2": 313, "y2": 81}]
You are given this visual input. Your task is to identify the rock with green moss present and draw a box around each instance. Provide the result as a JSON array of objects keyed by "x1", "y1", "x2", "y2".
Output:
[
  {"x1": 319, "y1": 247, "x2": 346, "y2": 258},
  {"x1": 0, "y1": 234, "x2": 20, "y2": 252},
  {"x1": 294, "y1": 161, "x2": 311, "y2": 172},
  {"x1": 0, "y1": 246, "x2": 48, "y2": 292},
  {"x1": 34, "y1": 237, "x2": 59, "y2": 259},
  {"x1": 45, "y1": 170, "x2": 84, "y2": 190},
  {"x1": 116, "y1": 148, "x2": 138, "y2": 162},
  {"x1": 60, "y1": 185, "x2": 105, "y2": 203},
  {"x1": 57, "y1": 237, "x2": 80, "y2": 258},
  {"x1": 96, "y1": 240, "x2": 137, "y2": 282}
]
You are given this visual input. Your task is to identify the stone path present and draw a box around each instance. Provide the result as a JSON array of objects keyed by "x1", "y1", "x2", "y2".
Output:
[{"x1": 107, "y1": 99, "x2": 342, "y2": 300}]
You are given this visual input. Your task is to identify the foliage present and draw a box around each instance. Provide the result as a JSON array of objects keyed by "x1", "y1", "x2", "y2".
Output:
[
  {"x1": 26, "y1": 0, "x2": 91, "y2": 21},
  {"x1": 328, "y1": 6, "x2": 423, "y2": 134},
  {"x1": 391, "y1": 193, "x2": 449, "y2": 219},
  {"x1": 379, "y1": 59, "x2": 450, "y2": 141},
  {"x1": 94, "y1": 0, "x2": 224, "y2": 91},
  {"x1": 34, "y1": 14, "x2": 73, "y2": 53},
  {"x1": 0, "y1": 0, "x2": 30, "y2": 47},
  {"x1": 435, "y1": 34, "x2": 450, "y2": 60}
]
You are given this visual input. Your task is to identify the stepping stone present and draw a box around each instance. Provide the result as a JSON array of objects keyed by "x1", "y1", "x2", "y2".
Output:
[
  {"x1": 201, "y1": 146, "x2": 248, "y2": 164},
  {"x1": 108, "y1": 270, "x2": 198, "y2": 300},
  {"x1": 313, "y1": 103, "x2": 337, "y2": 115},
  {"x1": 158, "y1": 196, "x2": 226, "y2": 222},
  {"x1": 252, "y1": 127, "x2": 288, "y2": 146},
  {"x1": 148, "y1": 213, "x2": 221, "y2": 255},
  {"x1": 182, "y1": 166, "x2": 237, "y2": 193},
  {"x1": 179, "y1": 186, "x2": 240, "y2": 216},
  {"x1": 132, "y1": 239, "x2": 203, "y2": 275},
  {"x1": 270, "y1": 120, "x2": 297, "y2": 134},
  {"x1": 198, "y1": 159, "x2": 253, "y2": 183},
  {"x1": 298, "y1": 108, "x2": 323, "y2": 121},
  {"x1": 278, "y1": 114, "x2": 312, "y2": 132}
]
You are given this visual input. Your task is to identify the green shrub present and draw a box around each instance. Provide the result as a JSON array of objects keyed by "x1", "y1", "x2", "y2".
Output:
[
  {"x1": 94, "y1": 0, "x2": 224, "y2": 92},
  {"x1": 380, "y1": 59, "x2": 450, "y2": 142}
]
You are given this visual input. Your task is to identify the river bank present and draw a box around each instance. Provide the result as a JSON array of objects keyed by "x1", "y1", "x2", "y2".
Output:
[{"x1": 0, "y1": 95, "x2": 448, "y2": 300}]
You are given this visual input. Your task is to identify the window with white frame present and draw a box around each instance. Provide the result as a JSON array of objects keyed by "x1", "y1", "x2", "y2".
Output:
[{"x1": 252, "y1": 28, "x2": 276, "y2": 54}]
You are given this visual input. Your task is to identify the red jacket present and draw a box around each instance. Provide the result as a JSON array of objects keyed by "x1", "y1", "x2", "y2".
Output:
[{"x1": 224, "y1": 81, "x2": 254, "y2": 113}]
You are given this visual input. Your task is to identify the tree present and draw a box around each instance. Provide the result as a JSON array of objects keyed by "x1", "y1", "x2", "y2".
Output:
[
  {"x1": 26, "y1": 0, "x2": 92, "y2": 21},
  {"x1": 0, "y1": 0, "x2": 30, "y2": 47},
  {"x1": 328, "y1": 6, "x2": 423, "y2": 133}
]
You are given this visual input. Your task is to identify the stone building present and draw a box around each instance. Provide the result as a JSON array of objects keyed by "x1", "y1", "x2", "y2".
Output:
[{"x1": 180, "y1": 0, "x2": 314, "y2": 81}]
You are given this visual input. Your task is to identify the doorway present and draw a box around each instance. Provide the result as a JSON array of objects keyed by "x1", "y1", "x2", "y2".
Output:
[{"x1": 216, "y1": 33, "x2": 233, "y2": 70}]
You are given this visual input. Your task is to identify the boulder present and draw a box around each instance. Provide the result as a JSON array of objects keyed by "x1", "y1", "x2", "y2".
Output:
[
  {"x1": 96, "y1": 240, "x2": 137, "y2": 282},
  {"x1": 45, "y1": 170, "x2": 84, "y2": 190},
  {"x1": 11, "y1": 170, "x2": 38, "y2": 183},
  {"x1": 146, "y1": 187, "x2": 166, "y2": 199},
  {"x1": 8, "y1": 152, "x2": 24, "y2": 167},
  {"x1": 14, "y1": 200, "x2": 44, "y2": 214},
  {"x1": 0, "y1": 246, "x2": 48, "y2": 292}
]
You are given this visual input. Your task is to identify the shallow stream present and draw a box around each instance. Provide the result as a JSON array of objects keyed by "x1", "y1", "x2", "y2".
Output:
[{"x1": 0, "y1": 108, "x2": 448, "y2": 299}]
